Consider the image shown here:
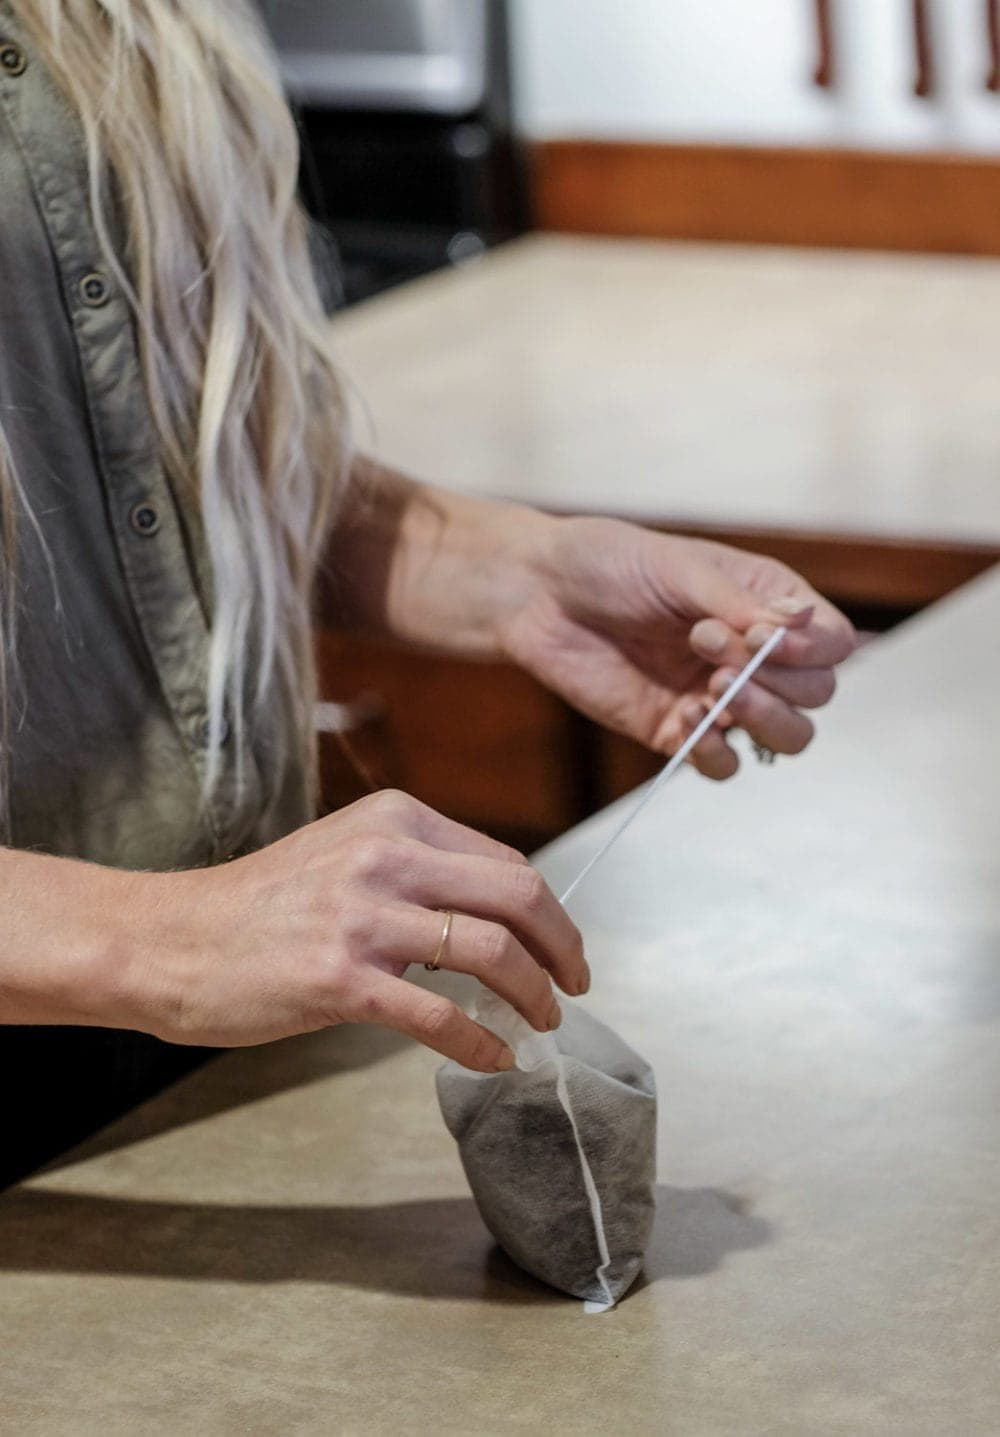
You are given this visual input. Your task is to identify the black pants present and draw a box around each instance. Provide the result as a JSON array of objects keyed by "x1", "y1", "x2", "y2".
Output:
[{"x1": 1, "y1": 1028, "x2": 212, "y2": 1189}]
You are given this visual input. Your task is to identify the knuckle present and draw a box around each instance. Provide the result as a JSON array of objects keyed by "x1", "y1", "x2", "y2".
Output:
[
  {"x1": 474, "y1": 921, "x2": 512, "y2": 973},
  {"x1": 509, "y1": 863, "x2": 547, "y2": 914},
  {"x1": 338, "y1": 901, "x2": 379, "y2": 955},
  {"x1": 368, "y1": 788, "x2": 421, "y2": 831},
  {"x1": 420, "y1": 999, "x2": 461, "y2": 1046},
  {"x1": 351, "y1": 834, "x2": 403, "y2": 883},
  {"x1": 501, "y1": 843, "x2": 529, "y2": 866},
  {"x1": 466, "y1": 1026, "x2": 502, "y2": 1072},
  {"x1": 357, "y1": 987, "x2": 389, "y2": 1025}
]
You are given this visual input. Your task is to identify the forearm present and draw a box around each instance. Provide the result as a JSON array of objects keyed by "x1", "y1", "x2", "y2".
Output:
[
  {"x1": 318, "y1": 455, "x2": 557, "y2": 658},
  {"x1": 0, "y1": 847, "x2": 149, "y2": 1029},
  {"x1": 0, "y1": 797, "x2": 589, "y2": 1063}
]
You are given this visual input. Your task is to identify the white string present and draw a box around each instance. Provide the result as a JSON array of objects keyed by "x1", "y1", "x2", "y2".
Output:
[{"x1": 559, "y1": 626, "x2": 789, "y2": 906}]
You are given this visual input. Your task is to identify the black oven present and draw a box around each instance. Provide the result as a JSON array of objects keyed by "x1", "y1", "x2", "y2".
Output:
[{"x1": 259, "y1": 0, "x2": 526, "y2": 305}]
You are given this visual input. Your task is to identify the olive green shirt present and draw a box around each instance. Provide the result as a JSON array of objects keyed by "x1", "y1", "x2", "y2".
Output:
[{"x1": 0, "y1": 4, "x2": 310, "y2": 870}]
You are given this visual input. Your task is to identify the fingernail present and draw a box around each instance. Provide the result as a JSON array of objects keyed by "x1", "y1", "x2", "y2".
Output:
[
  {"x1": 771, "y1": 598, "x2": 813, "y2": 618},
  {"x1": 578, "y1": 963, "x2": 592, "y2": 996},
  {"x1": 494, "y1": 1048, "x2": 516, "y2": 1072},
  {"x1": 746, "y1": 624, "x2": 775, "y2": 652},
  {"x1": 548, "y1": 998, "x2": 563, "y2": 1030},
  {"x1": 694, "y1": 621, "x2": 727, "y2": 655}
]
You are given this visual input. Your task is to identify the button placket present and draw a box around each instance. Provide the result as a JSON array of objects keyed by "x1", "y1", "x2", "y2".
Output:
[{"x1": 0, "y1": 6, "x2": 268, "y2": 856}]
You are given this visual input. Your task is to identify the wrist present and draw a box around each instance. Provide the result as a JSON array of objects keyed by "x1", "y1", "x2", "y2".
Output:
[
  {"x1": 48, "y1": 864, "x2": 175, "y2": 1034},
  {"x1": 0, "y1": 851, "x2": 166, "y2": 1031},
  {"x1": 351, "y1": 458, "x2": 561, "y2": 658},
  {"x1": 99, "y1": 867, "x2": 212, "y2": 1042},
  {"x1": 325, "y1": 454, "x2": 574, "y2": 660},
  {"x1": 400, "y1": 489, "x2": 560, "y2": 660}
]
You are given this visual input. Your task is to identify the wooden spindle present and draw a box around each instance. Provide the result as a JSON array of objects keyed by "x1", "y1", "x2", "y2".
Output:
[
  {"x1": 912, "y1": 0, "x2": 935, "y2": 98},
  {"x1": 813, "y1": 0, "x2": 835, "y2": 88},
  {"x1": 987, "y1": 0, "x2": 1000, "y2": 91}
]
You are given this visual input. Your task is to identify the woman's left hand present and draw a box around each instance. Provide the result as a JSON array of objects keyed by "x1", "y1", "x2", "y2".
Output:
[{"x1": 497, "y1": 516, "x2": 857, "y2": 780}]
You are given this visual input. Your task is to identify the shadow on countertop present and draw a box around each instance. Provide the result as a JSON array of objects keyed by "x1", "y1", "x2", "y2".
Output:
[
  {"x1": 0, "y1": 1183, "x2": 772, "y2": 1305},
  {"x1": 21, "y1": 970, "x2": 468, "y2": 1186}
]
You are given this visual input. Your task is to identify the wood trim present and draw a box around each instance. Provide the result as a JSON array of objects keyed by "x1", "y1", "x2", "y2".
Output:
[
  {"x1": 530, "y1": 141, "x2": 1000, "y2": 255},
  {"x1": 661, "y1": 524, "x2": 1000, "y2": 611},
  {"x1": 537, "y1": 507, "x2": 1000, "y2": 611}
]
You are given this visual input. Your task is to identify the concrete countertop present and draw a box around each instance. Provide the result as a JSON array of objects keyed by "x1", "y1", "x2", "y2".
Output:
[
  {"x1": 3, "y1": 566, "x2": 1000, "y2": 1433},
  {"x1": 332, "y1": 234, "x2": 1000, "y2": 545}
]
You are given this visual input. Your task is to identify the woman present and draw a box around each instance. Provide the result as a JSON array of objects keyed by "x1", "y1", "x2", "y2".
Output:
[{"x1": 0, "y1": 0, "x2": 854, "y2": 1076}]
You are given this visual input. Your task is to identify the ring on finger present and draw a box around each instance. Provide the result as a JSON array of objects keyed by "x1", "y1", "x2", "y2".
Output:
[{"x1": 425, "y1": 909, "x2": 454, "y2": 972}]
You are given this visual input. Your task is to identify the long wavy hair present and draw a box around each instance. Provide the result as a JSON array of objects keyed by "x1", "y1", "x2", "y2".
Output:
[{"x1": 1, "y1": 0, "x2": 349, "y2": 834}]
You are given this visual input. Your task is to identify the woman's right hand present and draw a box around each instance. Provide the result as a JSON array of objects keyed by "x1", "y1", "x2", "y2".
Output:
[{"x1": 124, "y1": 790, "x2": 589, "y2": 1071}]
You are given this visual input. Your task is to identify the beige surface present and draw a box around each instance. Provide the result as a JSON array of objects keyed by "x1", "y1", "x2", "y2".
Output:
[
  {"x1": 332, "y1": 234, "x2": 1000, "y2": 543},
  {"x1": 4, "y1": 569, "x2": 1000, "y2": 1433}
]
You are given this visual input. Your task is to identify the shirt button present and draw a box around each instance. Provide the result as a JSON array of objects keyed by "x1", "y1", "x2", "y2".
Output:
[
  {"x1": 129, "y1": 500, "x2": 161, "y2": 536},
  {"x1": 0, "y1": 43, "x2": 27, "y2": 78},
  {"x1": 79, "y1": 272, "x2": 111, "y2": 307}
]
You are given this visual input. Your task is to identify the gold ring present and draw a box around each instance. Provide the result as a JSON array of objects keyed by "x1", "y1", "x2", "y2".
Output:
[{"x1": 425, "y1": 910, "x2": 453, "y2": 972}]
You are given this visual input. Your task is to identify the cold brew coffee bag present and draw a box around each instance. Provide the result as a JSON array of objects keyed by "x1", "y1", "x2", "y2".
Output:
[{"x1": 436, "y1": 990, "x2": 657, "y2": 1310}]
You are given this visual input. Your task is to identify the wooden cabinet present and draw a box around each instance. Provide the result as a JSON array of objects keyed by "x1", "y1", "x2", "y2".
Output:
[
  {"x1": 323, "y1": 236, "x2": 1000, "y2": 844},
  {"x1": 316, "y1": 525, "x2": 999, "y2": 847},
  {"x1": 315, "y1": 630, "x2": 621, "y2": 849}
]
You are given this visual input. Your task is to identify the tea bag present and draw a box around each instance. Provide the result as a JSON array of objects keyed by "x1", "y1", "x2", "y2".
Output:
[
  {"x1": 436, "y1": 633, "x2": 781, "y2": 1305},
  {"x1": 436, "y1": 988, "x2": 657, "y2": 1311}
]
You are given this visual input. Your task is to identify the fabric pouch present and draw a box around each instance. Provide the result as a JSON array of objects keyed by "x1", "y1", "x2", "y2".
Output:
[{"x1": 436, "y1": 989, "x2": 657, "y2": 1310}]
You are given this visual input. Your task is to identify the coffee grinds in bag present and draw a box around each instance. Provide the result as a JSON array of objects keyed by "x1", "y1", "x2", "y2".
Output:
[{"x1": 436, "y1": 989, "x2": 657, "y2": 1311}]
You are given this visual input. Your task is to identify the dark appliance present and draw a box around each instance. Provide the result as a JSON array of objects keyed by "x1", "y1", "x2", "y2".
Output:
[{"x1": 259, "y1": 0, "x2": 527, "y2": 304}]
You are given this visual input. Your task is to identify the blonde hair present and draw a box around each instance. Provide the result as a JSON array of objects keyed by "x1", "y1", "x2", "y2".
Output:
[{"x1": 1, "y1": 0, "x2": 349, "y2": 832}]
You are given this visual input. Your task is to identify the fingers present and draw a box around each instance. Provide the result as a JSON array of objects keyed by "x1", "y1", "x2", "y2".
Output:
[
  {"x1": 689, "y1": 617, "x2": 752, "y2": 671},
  {"x1": 319, "y1": 797, "x2": 586, "y2": 1046},
  {"x1": 382, "y1": 907, "x2": 562, "y2": 1034},
  {"x1": 707, "y1": 670, "x2": 815, "y2": 755},
  {"x1": 690, "y1": 610, "x2": 856, "y2": 674},
  {"x1": 660, "y1": 699, "x2": 738, "y2": 781},
  {"x1": 352, "y1": 971, "x2": 517, "y2": 1073},
  {"x1": 745, "y1": 617, "x2": 856, "y2": 669},
  {"x1": 752, "y1": 664, "x2": 836, "y2": 710},
  {"x1": 396, "y1": 847, "x2": 589, "y2": 999},
  {"x1": 689, "y1": 630, "x2": 836, "y2": 708}
]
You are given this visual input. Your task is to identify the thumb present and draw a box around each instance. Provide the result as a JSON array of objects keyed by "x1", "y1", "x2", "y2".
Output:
[
  {"x1": 758, "y1": 594, "x2": 816, "y2": 630},
  {"x1": 687, "y1": 562, "x2": 815, "y2": 634},
  {"x1": 688, "y1": 581, "x2": 815, "y2": 670}
]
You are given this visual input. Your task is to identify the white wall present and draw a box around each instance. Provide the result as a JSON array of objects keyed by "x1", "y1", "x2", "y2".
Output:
[{"x1": 509, "y1": 0, "x2": 1000, "y2": 152}]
